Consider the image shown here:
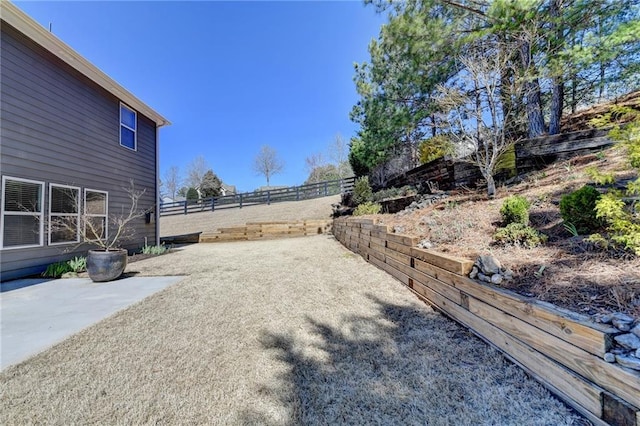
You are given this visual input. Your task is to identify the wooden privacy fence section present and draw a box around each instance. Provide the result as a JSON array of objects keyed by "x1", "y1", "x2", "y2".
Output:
[
  {"x1": 333, "y1": 216, "x2": 640, "y2": 426},
  {"x1": 200, "y1": 220, "x2": 332, "y2": 243},
  {"x1": 160, "y1": 177, "x2": 355, "y2": 217},
  {"x1": 386, "y1": 129, "x2": 613, "y2": 190}
]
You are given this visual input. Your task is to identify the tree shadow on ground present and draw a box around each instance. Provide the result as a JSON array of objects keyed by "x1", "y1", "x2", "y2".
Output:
[{"x1": 241, "y1": 294, "x2": 581, "y2": 426}]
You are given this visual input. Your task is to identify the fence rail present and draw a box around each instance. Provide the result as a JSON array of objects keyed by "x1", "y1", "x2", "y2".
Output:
[{"x1": 160, "y1": 176, "x2": 355, "y2": 217}]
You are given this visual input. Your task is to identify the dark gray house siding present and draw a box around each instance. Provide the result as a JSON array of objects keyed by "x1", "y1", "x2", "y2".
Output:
[{"x1": 1, "y1": 23, "x2": 159, "y2": 281}]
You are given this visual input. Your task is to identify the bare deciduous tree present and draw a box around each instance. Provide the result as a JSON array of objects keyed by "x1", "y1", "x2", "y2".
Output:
[
  {"x1": 437, "y1": 40, "x2": 525, "y2": 197},
  {"x1": 253, "y1": 145, "x2": 284, "y2": 187},
  {"x1": 328, "y1": 133, "x2": 354, "y2": 178},
  {"x1": 50, "y1": 181, "x2": 149, "y2": 251},
  {"x1": 186, "y1": 155, "x2": 210, "y2": 193},
  {"x1": 163, "y1": 166, "x2": 181, "y2": 200}
]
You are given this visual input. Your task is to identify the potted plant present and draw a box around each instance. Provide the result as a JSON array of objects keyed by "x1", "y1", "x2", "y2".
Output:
[{"x1": 51, "y1": 181, "x2": 150, "y2": 282}]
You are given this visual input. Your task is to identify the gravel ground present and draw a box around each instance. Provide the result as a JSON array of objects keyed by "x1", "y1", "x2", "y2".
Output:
[
  {"x1": 160, "y1": 195, "x2": 340, "y2": 237},
  {"x1": 0, "y1": 236, "x2": 584, "y2": 425}
]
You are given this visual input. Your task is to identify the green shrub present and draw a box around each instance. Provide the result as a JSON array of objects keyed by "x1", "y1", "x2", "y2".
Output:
[
  {"x1": 67, "y1": 256, "x2": 87, "y2": 273},
  {"x1": 186, "y1": 187, "x2": 199, "y2": 203},
  {"x1": 418, "y1": 135, "x2": 454, "y2": 164},
  {"x1": 142, "y1": 243, "x2": 168, "y2": 255},
  {"x1": 584, "y1": 166, "x2": 615, "y2": 185},
  {"x1": 500, "y1": 195, "x2": 530, "y2": 226},
  {"x1": 493, "y1": 223, "x2": 547, "y2": 248},
  {"x1": 587, "y1": 106, "x2": 640, "y2": 255},
  {"x1": 42, "y1": 261, "x2": 73, "y2": 278},
  {"x1": 352, "y1": 176, "x2": 373, "y2": 206},
  {"x1": 353, "y1": 202, "x2": 381, "y2": 216},
  {"x1": 559, "y1": 185, "x2": 603, "y2": 234}
]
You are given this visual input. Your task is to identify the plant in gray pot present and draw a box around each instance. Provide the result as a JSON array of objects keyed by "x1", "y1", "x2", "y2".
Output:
[
  {"x1": 86, "y1": 183, "x2": 149, "y2": 282},
  {"x1": 52, "y1": 181, "x2": 149, "y2": 282}
]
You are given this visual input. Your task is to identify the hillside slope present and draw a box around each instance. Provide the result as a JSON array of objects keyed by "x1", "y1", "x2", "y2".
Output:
[{"x1": 160, "y1": 195, "x2": 340, "y2": 237}]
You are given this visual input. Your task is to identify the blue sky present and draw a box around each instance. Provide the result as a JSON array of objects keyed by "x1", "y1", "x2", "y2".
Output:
[{"x1": 16, "y1": 1, "x2": 386, "y2": 193}]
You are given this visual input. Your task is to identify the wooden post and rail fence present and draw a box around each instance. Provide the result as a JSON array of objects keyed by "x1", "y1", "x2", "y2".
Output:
[{"x1": 160, "y1": 176, "x2": 355, "y2": 217}]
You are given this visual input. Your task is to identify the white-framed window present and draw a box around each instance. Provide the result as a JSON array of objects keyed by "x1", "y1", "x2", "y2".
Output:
[
  {"x1": 1, "y1": 176, "x2": 45, "y2": 249},
  {"x1": 48, "y1": 184, "x2": 80, "y2": 245},
  {"x1": 84, "y1": 189, "x2": 108, "y2": 241},
  {"x1": 120, "y1": 102, "x2": 137, "y2": 151}
]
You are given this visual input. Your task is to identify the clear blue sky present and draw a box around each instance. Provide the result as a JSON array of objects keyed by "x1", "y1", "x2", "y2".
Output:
[{"x1": 16, "y1": 1, "x2": 386, "y2": 193}]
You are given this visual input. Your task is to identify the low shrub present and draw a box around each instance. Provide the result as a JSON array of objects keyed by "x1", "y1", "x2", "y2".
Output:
[
  {"x1": 559, "y1": 185, "x2": 603, "y2": 234},
  {"x1": 584, "y1": 166, "x2": 615, "y2": 185},
  {"x1": 42, "y1": 261, "x2": 73, "y2": 278},
  {"x1": 67, "y1": 256, "x2": 87, "y2": 273},
  {"x1": 142, "y1": 243, "x2": 168, "y2": 255},
  {"x1": 353, "y1": 202, "x2": 381, "y2": 216},
  {"x1": 493, "y1": 223, "x2": 547, "y2": 248},
  {"x1": 594, "y1": 192, "x2": 640, "y2": 255},
  {"x1": 352, "y1": 176, "x2": 373, "y2": 206},
  {"x1": 500, "y1": 195, "x2": 530, "y2": 226}
]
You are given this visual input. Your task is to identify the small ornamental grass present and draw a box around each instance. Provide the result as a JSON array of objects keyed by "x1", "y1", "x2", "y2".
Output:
[{"x1": 493, "y1": 223, "x2": 548, "y2": 249}]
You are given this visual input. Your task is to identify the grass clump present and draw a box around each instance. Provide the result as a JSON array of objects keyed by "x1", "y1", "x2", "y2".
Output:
[
  {"x1": 141, "y1": 243, "x2": 168, "y2": 255},
  {"x1": 500, "y1": 195, "x2": 530, "y2": 226},
  {"x1": 353, "y1": 202, "x2": 382, "y2": 216},
  {"x1": 559, "y1": 185, "x2": 603, "y2": 234},
  {"x1": 42, "y1": 256, "x2": 87, "y2": 278},
  {"x1": 352, "y1": 176, "x2": 373, "y2": 206},
  {"x1": 493, "y1": 223, "x2": 547, "y2": 249}
]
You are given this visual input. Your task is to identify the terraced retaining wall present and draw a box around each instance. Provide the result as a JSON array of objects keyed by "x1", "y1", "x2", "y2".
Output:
[
  {"x1": 333, "y1": 216, "x2": 640, "y2": 426},
  {"x1": 200, "y1": 220, "x2": 332, "y2": 243}
]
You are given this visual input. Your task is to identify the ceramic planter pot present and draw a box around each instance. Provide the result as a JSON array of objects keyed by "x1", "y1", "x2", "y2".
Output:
[{"x1": 87, "y1": 249, "x2": 127, "y2": 282}]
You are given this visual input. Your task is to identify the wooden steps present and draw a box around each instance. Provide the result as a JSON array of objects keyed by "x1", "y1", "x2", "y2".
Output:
[{"x1": 200, "y1": 220, "x2": 332, "y2": 243}]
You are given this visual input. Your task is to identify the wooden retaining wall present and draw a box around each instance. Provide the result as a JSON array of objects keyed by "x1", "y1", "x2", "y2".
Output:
[
  {"x1": 200, "y1": 220, "x2": 332, "y2": 243},
  {"x1": 385, "y1": 129, "x2": 613, "y2": 190},
  {"x1": 333, "y1": 216, "x2": 640, "y2": 426}
]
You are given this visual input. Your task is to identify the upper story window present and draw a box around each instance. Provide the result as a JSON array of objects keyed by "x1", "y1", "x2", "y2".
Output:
[
  {"x1": 120, "y1": 103, "x2": 137, "y2": 150},
  {"x1": 1, "y1": 176, "x2": 44, "y2": 249},
  {"x1": 49, "y1": 184, "x2": 80, "y2": 245}
]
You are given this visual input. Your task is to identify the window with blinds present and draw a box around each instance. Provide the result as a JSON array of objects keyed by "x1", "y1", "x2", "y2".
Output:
[
  {"x1": 1, "y1": 177, "x2": 44, "y2": 249},
  {"x1": 85, "y1": 189, "x2": 108, "y2": 241},
  {"x1": 49, "y1": 184, "x2": 80, "y2": 245}
]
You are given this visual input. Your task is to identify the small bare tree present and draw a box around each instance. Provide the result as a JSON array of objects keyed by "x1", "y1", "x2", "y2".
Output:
[
  {"x1": 50, "y1": 181, "x2": 149, "y2": 251},
  {"x1": 186, "y1": 155, "x2": 209, "y2": 194},
  {"x1": 437, "y1": 39, "x2": 525, "y2": 197},
  {"x1": 253, "y1": 145, "x2": 284, "y2": 187},
  {"x1": 163, "y1": 165, "x2": 181, "y2": 200}
]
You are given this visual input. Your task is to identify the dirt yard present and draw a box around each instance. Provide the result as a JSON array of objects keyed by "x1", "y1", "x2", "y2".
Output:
[
  {"x1": 1, "y1": 236, "x2": 584, "y2": 425},
  {"x1": 160, "y1": 194, "x2": 340, "y2": 237}
]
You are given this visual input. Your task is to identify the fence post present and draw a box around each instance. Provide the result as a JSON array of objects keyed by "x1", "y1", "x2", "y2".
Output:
[
  {"x1": 324, "y1": 181, "x2": 328, "y2": 196},
  {"x1": 296, "y1": 187, "x2": 300, "y2": 201},
  {"x1": 239, "y1": 193, "x2": 243, "y2": 208},
  {"x1": 211, "y1": 197, "x2": 215, "y2": 211},
  {"x1": 183, "y1": 200, "x2": 187, "y2": 215},
  {"x1": 267, "y1": 191, "x2": 271, "y2": 205}
]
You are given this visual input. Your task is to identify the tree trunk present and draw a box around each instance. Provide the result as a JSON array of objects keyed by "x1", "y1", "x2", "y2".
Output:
[
  {"x1": 549, "y1": 79, "x2": 564, "y2": 135},
  {"x1": 485, "y1": 173, "x2": 496, "y2": 198},
  {"x1": 548, "y1": 0, "x2": 565, "y2": 135},
  {"x1": 519, "y1": 41, "x2": 547, "y2": 138}
]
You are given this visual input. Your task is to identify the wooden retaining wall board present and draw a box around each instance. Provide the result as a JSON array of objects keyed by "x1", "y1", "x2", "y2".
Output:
[
  {"x1": 200, "y1": 220, "x2": 333, "y2": 243},
  {"x1": 333, "y1": 217, "x2": 639, "y2": 426}
]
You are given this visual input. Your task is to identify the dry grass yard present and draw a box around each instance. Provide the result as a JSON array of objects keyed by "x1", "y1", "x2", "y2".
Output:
[
  {"x1": 160, "y1": 194, "x2": 340, "y2": 237},
  {"x1": 1, "y1": 236, "x2": 585, "y2": 425}
]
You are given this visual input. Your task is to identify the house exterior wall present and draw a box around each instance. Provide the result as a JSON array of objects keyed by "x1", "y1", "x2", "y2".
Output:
[{"x1": 0, "y1": 23, "x2": 158, "y2": 281}]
